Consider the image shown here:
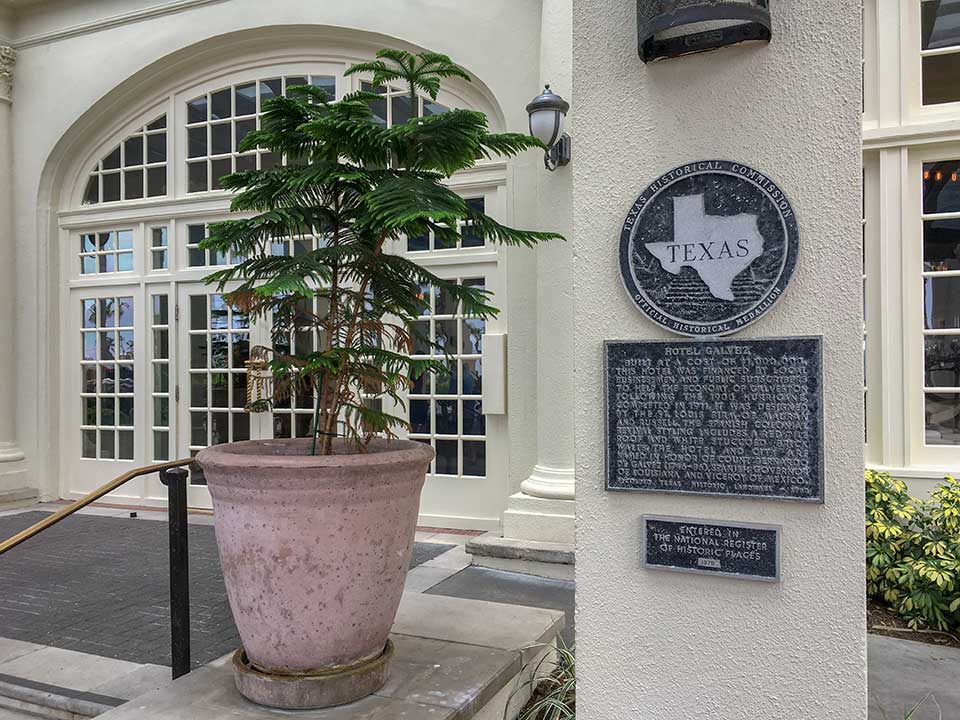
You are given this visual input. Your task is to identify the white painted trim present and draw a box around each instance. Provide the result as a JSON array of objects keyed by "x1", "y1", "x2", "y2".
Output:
[
  {"x1": 864, "y1": 120, "x2": 960, "y2": 149},
  {"x1": 11, "y1": 0, "x2": 231, "y2": 50},
  {"x1": 867, "y1": 464, "x2": 960, "y2": 481}
]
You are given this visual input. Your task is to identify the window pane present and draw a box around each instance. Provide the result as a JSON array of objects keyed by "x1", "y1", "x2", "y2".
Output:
[
  {"x1": 234, "y1": 412, "x2": 250, "y2": 441},
  {"x1": 923, "y1": 53, "x2": 960, "y2": 106},
  {"x1": 925, "y1": 335, "x2": 960, "y2": 387},
  {"x1": 924, "y1": 161, "x2": 960, "y2": 214},
  {"x1": 188, "y1": 162, "x2": 208, "y2": 193},
  {"x1": 210, "y1": 89, "x2": 231, "y2": 120},
  {"x1": 83, "y1": 175, "x2": 99, "y2": 205},
  {"x1": 462, "y1": 441, "x2": 485, "y2": 476},
  {"x1": 103, "y1": 172, "x2": 120, "y2": 202},
  {"x1": 435, "y1": 399, "x2": 457, "y2": 434},
  {"x1": 188, "y1": 127, "x2": 207, "y2": 158},
  {"x1": 99, "y1": 430, "x2": 115, "y2": 459},
  {"x1": 462, "y1": 319, "x2": 484, "y2": 354},
  {"x1": 423, "y1": 100, "x2": 448, "y2": 116},
  {"x1": 103, "y1": 146, "x2": 121, "y2": 170},
  {"x1": 191, "y1": 412, "x2": 207, "y2": 445},
  {"x1": 436, "y1": 360, "x2": 457, "y2": 395},
  {"x1": 211, "y1": 158, "x2": 232, "y2": 190},
  {"x1": 410, "y1": 399, "x2": 430, "y2": 434},
  {"x1": 147, "y1": 133, "x2": 166, "y2": 163},
  {"x1": 123, "y1": 136, "x2": 143, "y2": 167},
  {"x1": 925, "y1": 276, "x2": 960, "y2": 329},
  {"x1": 435, "y1": 320, "x2": 458, "y2": 354},
  {"x1": 408, "y1": 234, "x2": 429, "y2": 252},
  {"x1": 926, "y1": 393, "x2": 960, "y2": 445},
  {"x1": 82, "y1": 300, "x2": 96, "y2": 328},
  {"x1": 923, "y1": 218, "x2": 960, "y2": 270},
  {"x1": 147, "y1": 167, "x2": 167, "y2": 197},
  {"x1": 153, "y1": 295, "x2": 168, "y2": 325},
  {"x1": 191, "y1": 373, "x2": 207, "y2": 407},
  {"x1": 211, "y1": 123, "x2": 231, "y2": 155},
  {"x1": 435, "y1": 439, "x2": 458, "y2": 475},
  {"x1": 236, "y1": 119, "x2": 256, "y2": 149},
  {"x1": 463, "y1": 400, "x2": 484, "y2": 436},
  {"x1": 82, "y1": 430, "x2": 97, "y2": 458},
  {"x1": 147, "y1": 116, "x2": 167, "y2": 131},
  {"x1": 154, "y1": 431, "x2": 169, "y2": 461},
  {"x1": 123, "y1": 170, "x2": 143, "y2": 200},
  {"x1": 187, "y1": 96, "x2": 208, "y2": 123},
  {"x1": 310, "y1": 75, "x2": 336, "y2": 101},
  {"x1": 260, "y1": 79, "x2": 281, "y2": 108},
  {"x1": 462, "y1": 358, "x2": 482, "y2": 394},
  {"x1": 235, "y1": 83, "x2": 257, "y2": 116},
  {"x1": 152, "y1": 247, "x2": 167, "y2": 270},
  {"x1": 392, "y1": 95, "x2": 412, "y2": 125},
  {"x1": 154, "y1": 364, "x2": 168, "y2": 393},
  {"x1": 923, "y1": 1, "x2": 960, "y2": 50},
  {"x1": 154, "y1": 329, "x2": 169, "y2": 359},
  {"x1": 117, "y1": 296, "x2": 134, "y2": 326}
]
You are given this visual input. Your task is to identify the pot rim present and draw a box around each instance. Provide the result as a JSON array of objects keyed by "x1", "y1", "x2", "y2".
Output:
[{"x1": 195, "y1": 437, "x2": 435, "y2": 471}]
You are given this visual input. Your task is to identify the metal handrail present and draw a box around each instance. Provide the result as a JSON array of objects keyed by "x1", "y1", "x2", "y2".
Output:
[
  {"x1": 0, "y1": 457, "x2": 196, "y2": 678},
  {"x1": 0, "y1": 458, "x2": 192, "y2": 556}
]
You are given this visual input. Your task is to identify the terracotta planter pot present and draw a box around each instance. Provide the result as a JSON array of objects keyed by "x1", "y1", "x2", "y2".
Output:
[{"x1": 197, "y1": 438, "x2": 433, "y2": 676}]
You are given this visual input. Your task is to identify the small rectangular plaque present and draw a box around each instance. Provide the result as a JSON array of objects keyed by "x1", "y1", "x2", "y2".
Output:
[
  {"x1": 642, "y1": 515, "x2": 780, "y2": 582},
  {"x1": 604, "y1": 337, "x2": 824, "y2": 501}
]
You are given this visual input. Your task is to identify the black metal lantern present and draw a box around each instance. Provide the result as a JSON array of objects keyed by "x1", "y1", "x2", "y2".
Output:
[
  {"x1": 526, "y1": 85, "x2": 571, "y2": 172},
  {"x1": 637, "y1": 0, "x2": 772, "y2": 64}
]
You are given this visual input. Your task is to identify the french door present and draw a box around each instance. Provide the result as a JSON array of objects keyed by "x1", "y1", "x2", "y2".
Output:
[
  {"x1": 67, "y1": 266, "x2": 506, "y2": 528},
  {"x1": 176, "y1": 283, "x2": 270, "y2": 507}
]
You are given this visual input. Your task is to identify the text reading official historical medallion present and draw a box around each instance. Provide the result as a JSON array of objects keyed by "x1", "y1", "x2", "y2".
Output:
[{"x1": 619, "y1": 160, "x2": 799, "y2": 336}]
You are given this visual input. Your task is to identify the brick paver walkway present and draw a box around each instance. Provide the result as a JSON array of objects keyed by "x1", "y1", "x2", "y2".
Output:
[{"x1": 0, "y1": 511, "x2": 451, "y2": 668}]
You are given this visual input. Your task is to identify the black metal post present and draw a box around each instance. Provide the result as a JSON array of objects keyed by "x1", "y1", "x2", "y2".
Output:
[{"x1": 159, "y1": 467, "x2": 191, "y2": 679}]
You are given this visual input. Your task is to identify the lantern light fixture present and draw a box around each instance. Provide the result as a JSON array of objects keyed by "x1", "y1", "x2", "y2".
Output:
[
  {"x1": 526, "y1": 85, "x2": 571, "y2": 172},
  {"x1": 638, "y1": 0, "x2": 771, "y2": 64}
]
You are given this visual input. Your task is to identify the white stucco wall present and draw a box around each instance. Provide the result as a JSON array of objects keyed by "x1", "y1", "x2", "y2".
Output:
[
  {"x1": 8, "y1": 0, "x2": 545, "y2": 503},
  {"x1": 572, "y1": 2, "x2": 866, "y2": 718}
]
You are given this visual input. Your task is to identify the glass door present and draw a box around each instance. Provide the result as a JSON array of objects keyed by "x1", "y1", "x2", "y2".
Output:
[{"x1": 176, "y1": 283, "x2": 269, "y2": 507}]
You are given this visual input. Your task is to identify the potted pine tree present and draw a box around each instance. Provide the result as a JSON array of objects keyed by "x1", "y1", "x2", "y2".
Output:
[{"x1": 195, "y1": 50, "x2": 560, "y2": 709}]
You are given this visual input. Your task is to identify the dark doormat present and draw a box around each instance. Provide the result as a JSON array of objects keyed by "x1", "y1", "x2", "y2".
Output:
[{"x1": 0, "y1": 511, "x2": 452, "y2": 667}]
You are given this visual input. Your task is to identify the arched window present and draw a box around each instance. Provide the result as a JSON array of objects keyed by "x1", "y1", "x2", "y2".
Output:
[
  {"x1": 82, "y1": 116, "x2": 168, "y2": 204},
  {"x1": 57, "y1": 52, "x2": 505, "y2": 528}
]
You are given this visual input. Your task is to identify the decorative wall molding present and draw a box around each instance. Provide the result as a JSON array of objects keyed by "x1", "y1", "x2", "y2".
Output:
[
  {"x1": 12, "y1": 0, "x2": 230, "y2": 50},
  {"x1": 0, "y1": 46, "x2": 14, "y2": 102}
]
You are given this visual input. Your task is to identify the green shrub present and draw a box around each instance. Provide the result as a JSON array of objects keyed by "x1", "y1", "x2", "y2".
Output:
[{"x1": 866, "y1": 469, "x2": 960, "y2": 630}]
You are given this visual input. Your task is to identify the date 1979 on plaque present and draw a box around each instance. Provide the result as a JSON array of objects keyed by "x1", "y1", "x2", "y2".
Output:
[{"x1": 642, "y1": 516, "x2": 780, "y2": 582}]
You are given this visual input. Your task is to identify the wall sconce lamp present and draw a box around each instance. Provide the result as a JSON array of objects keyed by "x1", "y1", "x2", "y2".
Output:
[
  {"x1": 638, "y1": 0, "x2": 771, "y2": 64},
  {"x1": 526, "y1": 85, "x2": 571, "y2": 171}
]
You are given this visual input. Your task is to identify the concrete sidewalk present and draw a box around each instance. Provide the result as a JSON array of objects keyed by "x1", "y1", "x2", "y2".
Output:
[{"x1": 868, "y1": 634, "x2": 960, "y2": 719}]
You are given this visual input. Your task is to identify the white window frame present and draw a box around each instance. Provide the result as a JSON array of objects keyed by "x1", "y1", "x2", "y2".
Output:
[
  {"x1": 904, "y1": 0, "x2": 960, "y2": 124},
  {"x1": 904, "y1": 142, "x2": 960, "y2": 467}
]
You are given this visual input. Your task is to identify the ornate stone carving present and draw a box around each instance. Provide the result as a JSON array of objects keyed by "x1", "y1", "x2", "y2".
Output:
[{"x1": 0, "y1": 46, "x2": 15, "y2": 102}]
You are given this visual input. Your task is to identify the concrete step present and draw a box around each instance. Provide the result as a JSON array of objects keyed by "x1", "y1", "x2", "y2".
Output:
[
  {"x1": 0, "y1": 673, "x2": 125, "y2": 718},
  {"x1": 0, "y1": 489, "x2": 38, "y2": 512},
  {"x1": 467, "y1": 534, "x2": 575, "y2": 581},
  {"x1": 95, "y1": 592, "x2": 565, "y2": 720}
]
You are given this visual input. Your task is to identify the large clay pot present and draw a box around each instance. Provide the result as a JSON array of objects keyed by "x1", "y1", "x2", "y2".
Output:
[{"x1": 196, "y1": 438, "x2": 433, "y2": 678}]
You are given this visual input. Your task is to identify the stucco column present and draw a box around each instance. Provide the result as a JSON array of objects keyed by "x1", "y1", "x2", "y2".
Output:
[
  {"x1": 500, "y1": 0, "x2": 576, "y2": 546},
  {"x1": 0, "y1": 47, "x2": 25, "y2": 469}
]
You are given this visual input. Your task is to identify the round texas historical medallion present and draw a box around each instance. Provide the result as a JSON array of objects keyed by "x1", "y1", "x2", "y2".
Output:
[{"x1": 619, "y1": 160, "x2": 799, "y2": 337}]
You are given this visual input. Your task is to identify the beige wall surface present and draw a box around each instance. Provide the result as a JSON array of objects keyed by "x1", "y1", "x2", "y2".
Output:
[
  {"x1": 572, "y1": 2, "x2": 866, "y2": 718},
  {"x1": 7, "y1": 0, "x2": 545, "y2": 500}
]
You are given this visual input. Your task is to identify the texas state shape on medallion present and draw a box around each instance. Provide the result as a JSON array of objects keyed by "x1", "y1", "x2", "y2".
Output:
[{"x1": 644, "y1": 194, "x2": 764, "y2": 301}]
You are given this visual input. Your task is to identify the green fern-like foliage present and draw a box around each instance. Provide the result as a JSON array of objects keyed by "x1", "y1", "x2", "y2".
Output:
[{"x1": 201, "y1": 49, "x2": 560, "y2": 455}]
